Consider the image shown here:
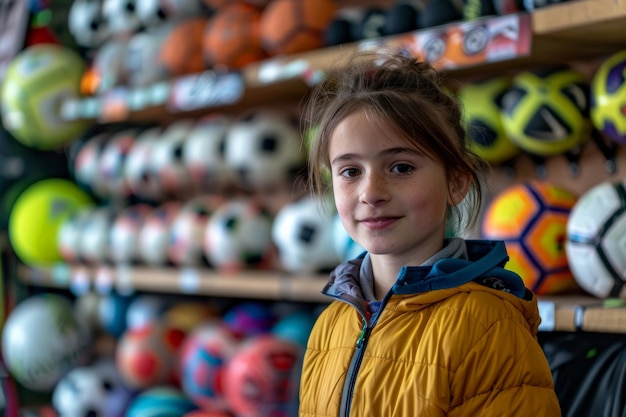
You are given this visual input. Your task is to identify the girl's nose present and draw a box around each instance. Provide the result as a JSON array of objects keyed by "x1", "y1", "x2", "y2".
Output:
[{"x1": 359, "y1": 172, "x2": 390, "y2": 206}]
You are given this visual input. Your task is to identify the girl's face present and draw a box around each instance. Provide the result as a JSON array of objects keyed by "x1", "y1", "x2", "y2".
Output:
[{"x1": 328, "y1": 110, "x2": 469, "y2": 266}]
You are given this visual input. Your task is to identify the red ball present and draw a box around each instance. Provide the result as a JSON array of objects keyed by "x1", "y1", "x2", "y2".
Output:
[
  {"x1": 203, "y1": 3, "x2": 268, "y2": 70},
  {"x1": 223, "y1": 335, "x2": 301, "y2": 417},
  {"x1": 260, "y1": 0, "x2": 337, "y2": 56}
]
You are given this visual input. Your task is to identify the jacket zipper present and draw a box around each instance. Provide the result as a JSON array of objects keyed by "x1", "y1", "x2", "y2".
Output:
[{"x1": 340, "y1": 317, "x2": 371, "y2": 417}]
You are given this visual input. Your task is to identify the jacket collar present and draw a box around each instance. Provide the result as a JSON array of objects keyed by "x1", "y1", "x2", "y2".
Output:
[{"x1": 322, "y1": 240, "x2": 529, "y2": 301}]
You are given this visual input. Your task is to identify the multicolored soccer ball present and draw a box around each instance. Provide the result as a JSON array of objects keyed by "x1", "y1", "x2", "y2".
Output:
[
  {"x1": 566, "y1": 179, "x2": 626, "y2": 298},
  {"x1": 481, "y1": 181, "x2": 580, "y2": 295},
  {"x1": 458, "y1": 76, "x2": 519, "y2": 164},
  {"x1": 500, "y1": 68, "x2": 591, "y2": 156},
  {"x1": 179, "y1": 321, "x2": 240, "y2": 410},
  {"x1": 591, "y1": 49, "x2": 626, "y2": 144}
]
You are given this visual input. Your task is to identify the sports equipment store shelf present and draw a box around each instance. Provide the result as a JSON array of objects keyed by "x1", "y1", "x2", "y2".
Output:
[{"x1": 17, "y1": 264, "x2": 626, "y2": 334}]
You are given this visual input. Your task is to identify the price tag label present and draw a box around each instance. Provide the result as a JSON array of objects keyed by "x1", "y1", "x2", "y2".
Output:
[
  {"x1": 127, "y1": 88, "x2": 152, "y2": 111},
  {"x1": 537, "y1": 300, "x2": 555, "y2": 331},
  {"x1": 95, "y1": 266, "x2": 114, "y2": 294},
  {"x1": 168, "y1": 71, "x2": 244, "y2": 112},
  {"x1": 115, "y1": 264, "x2": 135, "y2": 296},
  {"x1": 70, "y1": 267, "x2": 91, "y2": 296},
  {"x1": 179, "y1": 268, "x2": 201, "y2": 294},
  {"x1": 99, "y1": 87, "x2": 130, "y2": 122},
  {"x1": 51, "y1": 262, "x2": 71, "y2": 285}
]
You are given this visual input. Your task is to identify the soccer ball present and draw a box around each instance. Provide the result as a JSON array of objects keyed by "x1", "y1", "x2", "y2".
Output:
[
  {"x1": 179, "y1": 320, "x2": 240, "y2": 411},
  {"x1": 157, "y1": 17, "x2": 208, "y2": 78},
  {"x1": 124, "y1": 127, "x2": 165, "y2": 203},
  {"x1": 1, "y1": 44, "x2": 88, "y2": 150},
  {"x1": 260, "y1": 0, "x2": 337, "y2": 55},
  {"x1": 98, "y1": 128, "x2": 138, "y2": 201},
  {"x1": 458, "y1": 76, "x2": 520, "y2": 164},
  {"x1": 168, "y1": 195, "x2": 225, "y2": 267},
  {"x1": 138, "y1": 202, "x2": 182, "y2": 266},
  {"x1": 79, "y1": 206, "x2": 117, "y2": 265},
  {"x1": 136, "y1": 0, "x2": 203, "y2": 29},
  {"x1": 591, "y1": 49, "x2": 626, "y2": 145},
  {"x1": 500, "y1": 68, "x2": 591, "y2": 156},
  {"x1": 272, "y1": 196, "x2": 340, "y2": 274},
  {"x1": 72, "y1": 131, "x2": 112, "y2": 200},
  {"x1": 109, "y1": 203, "x2": 152, "y2": 264},
  {"x1": 203, "y1": 198, "x2": 275, "y2": 272},
  {"x1": 566, "y1": 179, "x2": 626, "y2": 298},
  {"x1": 224, "y1": 109, "x2": 306, "y2": 192},
  {"x1": 125, "y1": 26, "x2": 172, "y2": 88},
  {"x1": 482, "y1": 181, "x2": 580, "y2": 295},
  {"x1": 57, "y1": 207, "x2": 93, "y2": 264},
  {"x1": 102, "y1": 0, "x2": 142, "y2": 37},
  {"x1": 116, "y1": 322, "x2": 186, "y2": 389},
  {"x1": 223, "y1": 335, "x2": 301, "y2": 417},
  {"x1": 150, "y1": 120, "x2": 195, "y2": 200},
  {"x1": 52, "y1": 360, "x2": 124, "y2": 417},
  {"x1": 182, "y1": 114, "x2": 234, "y2": 194},
  {"x1": 203, "y1": 2, "x2": 267, "y2": 70},
  {"x1": 68, "y1": 0, "x2": 109, "y2": 48}
]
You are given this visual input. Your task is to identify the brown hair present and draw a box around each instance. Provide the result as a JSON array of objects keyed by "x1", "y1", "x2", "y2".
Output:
[{"x1": 303, "y1": 48, "x2": 490, "y2": 234}]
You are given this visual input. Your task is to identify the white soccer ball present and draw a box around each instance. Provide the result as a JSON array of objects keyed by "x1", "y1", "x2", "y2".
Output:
[
  {"x1": 58, "y1": 208, "x2": 93, "y2": 264},
  {"x1": 68, "y1": 0, "x2": 109, "y2": 48},
  {"x1": 98, "y1": 128, "x2": 138, "y2": 201},
  {"x1": 124, "y1": 127, "x2": 164, "y2": 203},
  {"x1": 124, "y1": 25, "x2": 171, "y2": 87},
  {"x1": 224, "y1": 110, "x2": 306, "y2": 191},
  {"x1": 136, "y1": 0, "x2": 203, "y2": 28},
  {"x1": 204, "y1": 198, "x2": 275, "y2": 272},
  {"x1": 52, "y1": 359, "x2": 123, "y2": 417},
  {"x1": 272, "y1": 197, "x2": 340, "y2": 274},
  {"x1": 139, "y1": 202, "x2": 181, "y2": 266},
  {"x1": 168, "y1": 195, "x2": 225, "y2": 267},
  {"x1": 72, "y1": 132, "x2": 111, "y2": 199},
  {"x1": 150, "y1": 120, "x2": 195, "y2": 200},
  {"x1": 566, "y1": 179, "x2": 626, "y2": 298},
  {"x1": 182, "y1": 115, "x2": 234, "y2": 194},
  {"x1": 109, "y1": 204, "x2": 152, "y2": 264},
  {"x1": 102, "y1": 0, "x2": 142, "y2": 37},
  {"x1": 79, "y1": 206, "x2": 117, "y2": 265}
]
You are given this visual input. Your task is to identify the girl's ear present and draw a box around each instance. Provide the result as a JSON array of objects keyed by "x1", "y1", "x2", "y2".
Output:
[{"x1": 448, "y1": 171, "x2": 472, "y2": 206}]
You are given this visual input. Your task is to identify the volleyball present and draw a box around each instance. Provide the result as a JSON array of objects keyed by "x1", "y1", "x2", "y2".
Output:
[{"x1": 0, "y1": 44, "x2": 88, "y2": 150}]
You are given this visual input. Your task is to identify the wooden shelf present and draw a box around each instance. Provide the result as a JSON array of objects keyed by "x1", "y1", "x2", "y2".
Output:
[
  {"x1": 17, "y1": 264, "x2": 329, "y2": 303},
  {"x1": 19, "y1": 263, "x2": 626, "y2": 333},
  {"x1": 69, "y1": 0, "x2": 626, "y2": 124}
]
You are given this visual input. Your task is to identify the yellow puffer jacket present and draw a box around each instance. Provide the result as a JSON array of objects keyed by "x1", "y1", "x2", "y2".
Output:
[{"x1": 299, "y1": 240, "x2": 561, "y2": 417}]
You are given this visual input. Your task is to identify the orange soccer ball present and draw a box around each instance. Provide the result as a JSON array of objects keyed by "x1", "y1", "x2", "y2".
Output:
[
  {"x1": 260, "y1": 0, "x2": 337, "y2": 56},
  {"x1": 159, "y1": 17, "x2": 208, "y2": 77},
  {"x1": 203, "y1": 2, "x2": 268, "y2": 70}
]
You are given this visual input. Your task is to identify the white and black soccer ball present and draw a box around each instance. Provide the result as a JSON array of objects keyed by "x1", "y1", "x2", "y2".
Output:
[
  {"x1": 79, "y1": 206, "x2": 117, "y2": 265},
  {"x1": 98, "y1": 128, "x2": 138, "y2": 201},
  {"x1": 224, "y1": 110, "x2": 306, "y2": 191},
  {"x1": 68, "y1": 0, "x2": 109, "y2": 48},
  {"x1": 124, "y1": 25, "x2": 171, "y2": 87},
  {"x1": 272, "y1": 197, "x2": 340, "y2": 274},
  {"x1": 52, "y1": 359, "x2": 123, "y2": 417},
  {"x1": 109, "y1": 204, "x2": 152, "y2": 264},
  {"x1": 182, "y1": 114, "x2": 234, "y2": 194},
  {"x1": 102, "y1": 0, "x2": 142, "y2": 38},
  {"x1": 72, "y1": 132, "x2": 111, "y2": 199},
  {"x1": 150, "y1": 120, "x2": 195, "y2": 200},
  {"x1": 168, "y1": 195, "x2": 225, "y2": 267},
  {"x1": 92, "y1": 39, "x2": 129, "y2": 92},
  {"x1": 58, "y1": 208, "x2": 93, "y2": 264},
  {"x1": 139, "y1": 202, "x2": 181, "y2": 266},
  {"x1": 203, "y1": 198, "x2": 275, "y2": 272},
  {"x1": 136, "y1": 0, "x2": 204, "y2": 29},
  {"x1": 566, "y1": 179, "x2": 626, "y2": 298},
  {"x1": 124, "y1": 127, "x2": 164, "y2": 203}
]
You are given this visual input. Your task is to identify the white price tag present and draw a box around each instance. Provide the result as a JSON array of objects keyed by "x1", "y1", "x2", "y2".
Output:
[
  {"x1": 168, "y1": 71, "x2": 244, "y2": 112},
  {"x1": 537, "y1": 300, "x2": 555, "y2": 331},
  {"x1": 179, "y1": 268, "x2": 201, "y2": 294},
  {"x1": 95, "y1": 266, "x2": 114, "y2": 294}
]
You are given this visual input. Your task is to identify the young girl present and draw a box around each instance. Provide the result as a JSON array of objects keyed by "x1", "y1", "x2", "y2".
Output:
[{"x1": 299, "y1": 49, "x2": 561, "y2": 416}]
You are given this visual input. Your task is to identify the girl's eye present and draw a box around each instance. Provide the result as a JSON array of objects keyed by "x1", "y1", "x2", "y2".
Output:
[
  {"x1": 339, "y1": 167, "x2": 360, "y2": 178},
  {"x1": 391, "y1": 163, "x2": 414, "y2": 174}
]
